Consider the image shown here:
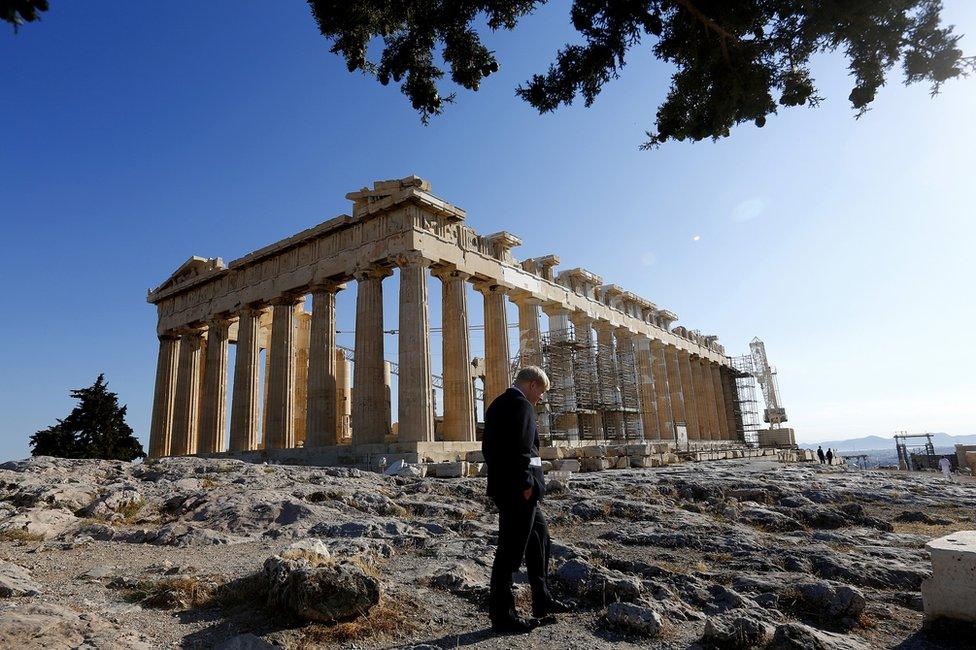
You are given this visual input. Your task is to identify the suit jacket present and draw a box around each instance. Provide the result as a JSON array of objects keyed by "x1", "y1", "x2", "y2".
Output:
[{"x1": 482, "y1": 387, "x2": 545, "y2": 502}]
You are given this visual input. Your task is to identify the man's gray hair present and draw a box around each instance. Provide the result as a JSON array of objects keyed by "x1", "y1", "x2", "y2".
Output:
[{"x1": 514, "y1": 366, "x2": 550, "y2": 390}]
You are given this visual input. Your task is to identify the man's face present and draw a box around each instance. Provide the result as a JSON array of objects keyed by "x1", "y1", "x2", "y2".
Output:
[{"x1": 522, "y1": 380, "x2": 547, "y2": 405}]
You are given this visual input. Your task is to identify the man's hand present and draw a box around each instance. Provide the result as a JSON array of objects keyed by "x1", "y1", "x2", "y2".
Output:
[{"x1": 522, "y1": 487, "x2": 533, "y2": 501}]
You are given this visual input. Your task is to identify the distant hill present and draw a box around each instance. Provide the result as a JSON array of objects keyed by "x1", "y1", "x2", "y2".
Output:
[{"x1": 800, "y1": 432, "x2": 976, "y2": 452}]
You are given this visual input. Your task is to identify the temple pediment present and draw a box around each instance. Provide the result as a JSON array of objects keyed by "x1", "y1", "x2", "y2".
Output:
[{"x1": 150, "y1": 256, "x2": 225, "y2": 297}]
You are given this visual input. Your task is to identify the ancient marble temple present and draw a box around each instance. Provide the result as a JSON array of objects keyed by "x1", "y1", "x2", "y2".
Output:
[{"x1": 147, "y1": 177, "x2": 742, "y2": 466}]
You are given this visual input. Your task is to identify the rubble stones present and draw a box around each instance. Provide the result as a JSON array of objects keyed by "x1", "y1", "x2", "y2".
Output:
[
  {"x1": 263, "y1": 554, "x2": 380, "y2": 624},
  {"x1": 603, "y1": 602, "x2": 663, "y2": 636},
  {"x1": 792, "y1": 580, "x2": 866, "y2": 630},
  {"x1": 0, "y1": 561, "x2": 40, "y2": 597},
  {"x1": 702, "y1": 614, "x2": 774, "y2": 648}
]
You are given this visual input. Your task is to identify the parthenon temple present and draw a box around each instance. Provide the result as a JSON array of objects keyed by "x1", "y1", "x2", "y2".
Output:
[{"x1": 147, "y1": 176, "x2": 745, "y2": 466}]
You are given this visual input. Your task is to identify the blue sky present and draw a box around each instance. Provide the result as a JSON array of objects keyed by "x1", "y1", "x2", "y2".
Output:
[{"x1": 2, "y1": 1, "x2": 974, "y2": 460}]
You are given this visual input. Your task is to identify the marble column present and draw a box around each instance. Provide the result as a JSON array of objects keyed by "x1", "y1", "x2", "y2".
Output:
[
  {"x1": 691, "y1": 355, "x2": 713, "y2": 440},
  {"x1": 148, "y1": 334, "x2": 181, "y2": 458},
  {"x1": 720, "y1": 367, "x2": 741, "y2": 441},
  {"x1": 265, "y1": 294, "x2": 304, "y2": 449},
  {"x1": 650, "y1": 339, "x2": 674, "y2": 441},
  {"x1": 512, "y1": 293, "x2": 543, "y2": 368},
  {"x1": 336, "y1": 349, "x2": 352, "y2": 440},
  {"x1": 614, "y1": 328, "x2": 642, "y2": 440},
  {"x1": 306, "y1": 282, "x2": 344, "y2": 447},
  {"x1": 595, "y1": 321, "x2": 623, "y2": 438},
  {"x1": 698, "y1": 357, "x2": 722, "y2": 440},
  {"x1": 474, "y1": 281, "x2": 511, "y2": 407},
  {"x1": 678, "y1": 349, "x2": 701, "y2": 441},
  {"x1": 294, "y1": 309, "x2": 311, "y2": 446},
  {"x1": 171, "y1": 329, "x2": 204, "y2": 456},
  {"x1": 396, "y1": 253, "x2": 435, "y2": 443},
  {"x1": 433, "y1": 266, "x2": 476, "y2": 442},
  {"x1": 197, "y1": 317, "x2": 231, "y2": 454},
  {"x1": 230, "y1": 306, "x2": 263, "y2": 451},
  {"x1": 710, "y1": 362, "x2": 731, "y2": 440},
  {"x1": 352, "y1": 264, "x2": 393, "y2": 444},
  {"x1": 570, "y1": 311, "x2": 602, "y2": 439},
  {"x1": 634, "y1": 337, "x2": 660, "y2": 440},
  {"x1": 543, "y1": 304, "x2": 578, "y2": 439}
]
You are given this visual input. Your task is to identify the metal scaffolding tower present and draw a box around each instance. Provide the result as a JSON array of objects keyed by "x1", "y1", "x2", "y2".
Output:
[{"x1": 730, "y1": 353, "x2": 761, "y2": 445}]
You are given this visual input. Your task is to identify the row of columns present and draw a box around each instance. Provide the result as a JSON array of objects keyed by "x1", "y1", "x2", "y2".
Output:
[{"x1": 149, "y1": 253, "x2": 741, "y2": 457}]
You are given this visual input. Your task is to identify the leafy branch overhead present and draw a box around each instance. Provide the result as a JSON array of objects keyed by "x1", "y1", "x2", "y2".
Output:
[
  {"x1": 308, "y1": 0, "x2": 973, "y2": 147},
  {"x1": 5, "y1": 2, "x2": 972, "y2": 146}
]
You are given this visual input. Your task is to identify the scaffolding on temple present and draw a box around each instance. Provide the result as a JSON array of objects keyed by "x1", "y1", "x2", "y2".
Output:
[
  {"x1": 730, "y1": 353, "x2": 761, "y2": 446},
  {"x1": 537, "y1": 325, "x2": 643, "y2": 443}
]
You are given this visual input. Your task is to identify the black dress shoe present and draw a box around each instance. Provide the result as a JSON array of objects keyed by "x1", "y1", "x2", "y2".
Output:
[
  {"x1": 490, "y1": 615, "x2": 537, "y2": 634},
  {"x1": 532, "y1": 597, "x2": 573, "y2": 617}
]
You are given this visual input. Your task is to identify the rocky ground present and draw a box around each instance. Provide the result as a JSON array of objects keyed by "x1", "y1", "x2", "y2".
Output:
[{"x1": 1, "y1": 455, "x2": 975, "y2": 649}]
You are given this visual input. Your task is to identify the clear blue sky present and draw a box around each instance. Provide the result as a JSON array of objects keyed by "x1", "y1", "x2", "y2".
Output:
[{"x1": 2, "y1": 1, "x2": 974, "y2": 460}]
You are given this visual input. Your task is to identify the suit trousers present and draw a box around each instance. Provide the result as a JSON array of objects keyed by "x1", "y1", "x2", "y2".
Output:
[{"x1": 489, "y1": 496, "x2": 552, "y2": 619}]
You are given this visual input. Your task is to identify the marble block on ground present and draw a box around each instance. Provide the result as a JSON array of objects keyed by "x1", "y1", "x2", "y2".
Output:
[{"x1": 922, "y1": 530, "x2": 976, "y2": 624}]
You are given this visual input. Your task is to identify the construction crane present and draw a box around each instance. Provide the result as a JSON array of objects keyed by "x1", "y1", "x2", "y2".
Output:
[{"x1": 749, "y1": 337, "x2": 788, "y2": 427}]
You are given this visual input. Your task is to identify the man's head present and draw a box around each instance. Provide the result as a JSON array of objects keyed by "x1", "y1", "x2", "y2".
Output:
[{"x1": 513, "y1": 366, "x2": 550, "y2": 405}]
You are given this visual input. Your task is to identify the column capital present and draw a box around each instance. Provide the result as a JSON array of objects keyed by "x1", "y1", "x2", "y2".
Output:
[
  {"x1": 541, "y1": 301, "x2": 570, "y2": 318},
  {"x1": 430, "y1": 264, "x2": 471, "y2": 282},
  {"x1": 508, "y1": 290, "x2": 542, "y2": 307},
  {"x1": 353, "y1": 262, "x2": 394, "y2": 282},
  {"x1": 614, "y1": 325, "x2": 634, "y2": 338},
  {"x1": 270, "y1": 292, "x2": 306, "y2": 307},
  {"x1": 309, "y1": 279, "x2": 347, "y2": 294},
  {"x1": 569, "y1": 310, "x2": 594, "y2": 327},
  {"x1": 158, "y1": 331, "x2": 181, "y2": 341},
  {"x1": 393, "y1": 250, "x2": 433, "y2": 269},
  {"x1": 206, "y1": 315, "x2": 233, "y2": 334},
  {"x1": 472, "y1": 278, "x2": 508, "y2": 296},
  {"x1": 237, "y1": 303, "x2": 268, "y2": 318},
  {"x1": 593, "y1": 319, "x2": 616, "y2": 333}
]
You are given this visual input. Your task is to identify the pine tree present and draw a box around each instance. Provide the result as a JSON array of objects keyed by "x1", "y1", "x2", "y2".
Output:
[{"x1": 29, "y1": 374, "x2": 145, "y2": 461}]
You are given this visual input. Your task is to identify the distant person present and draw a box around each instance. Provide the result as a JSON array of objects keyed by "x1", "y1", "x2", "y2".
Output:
[
  {"x1": 482, "y1": 366, "x2": 571, "y2": 634},
  {"x1": 939, "y1": 456, "x2": 953, "y2": 481},
  {"x1": 817, "y1": 446, "x2": 826, "y2": 464},
  {"x1": 826, "y1": 448, "x2": 834, "y2": 465}
]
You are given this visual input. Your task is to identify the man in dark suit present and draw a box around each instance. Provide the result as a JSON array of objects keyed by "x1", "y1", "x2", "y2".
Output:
[{"x1": 482, "y1": 366, "x2": 571, "y2": 634}]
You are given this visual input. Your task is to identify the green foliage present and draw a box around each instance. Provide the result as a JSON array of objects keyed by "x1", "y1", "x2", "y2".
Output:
[
  {"x1": 29, "y1": 374, "x2": 145, "y2": 461},
  {"x1": 1, "y1": 0, "x2": 48, "y2": 31},
  {"x1": 308, "y1": 0, "x2": 974, "y2": 146},
  {"x1": 9, "y1": 2, "x2": 972, "y2": 145}
]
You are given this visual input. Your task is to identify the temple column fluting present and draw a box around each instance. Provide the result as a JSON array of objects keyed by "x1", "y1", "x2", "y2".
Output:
[
  {"x1": 664, "y1": 346, "x2": 687, "y2": 441},
  {"x1": 264, "y1": 294, "x2": 304, "y2": 449},
  {"x1": 691, "y1": 355, "x2": 713, "y2": 440},
  {"x1": 229, "y1": 306, "x2": 263, "y2": 451},
  {"x1": 678, "y1": 349, "x2": 701, "y2": 441},
  {"x1": 171, "y1": 329, "x2": 204, "y2": 456},
  {"x1": 475, "y1": 281, "x2": 511, "y2": 407},
  {"x1": 634, "y1": 337, "x2": 660, "y2": 440},
  {"x1": 614, "y1": 328, "x2": 642, "y2": 440},
  {"x1": 698, "y1": 357, "x2": 720, "y2": 441},
  {"x1": 294, "y1": 310, "x2": 311, "y2": 446},
  {"x1": 433, "y1": 265, "x2": 476, "y2": 442},
  {"x1": 396, "y1": 253, "x2": 435, "y2": 443},
  {"x1": 336, "y1": 349, "x2": 351, "y2": 440},
  {"x1": 352, "y1": 264, "x2": 393, "y2": 444},
  {"x1": 650, "y1": 339, "x2": 674, "y2": 441},
  {"x1": 306, "y1": 281, "x2": 344, "y2": 447},
  {"x1": 721, "y1": 367, "x2": 741, "y2": 441},
  {"x1": 512, "y1": 293, "x2": 543, "y2": 368},
  {"x1": 197, "y1": 317, "x2": 231, "y2": 454},
  {"x1": 594, "y1": 320, "x2": 623, "y2": 438},
  {"x1": 710, "y1": 362, "x2": 731, "y2": 440},
  {"x1": 148, "y1": 334, "x2": 181, "y2": 457}
]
